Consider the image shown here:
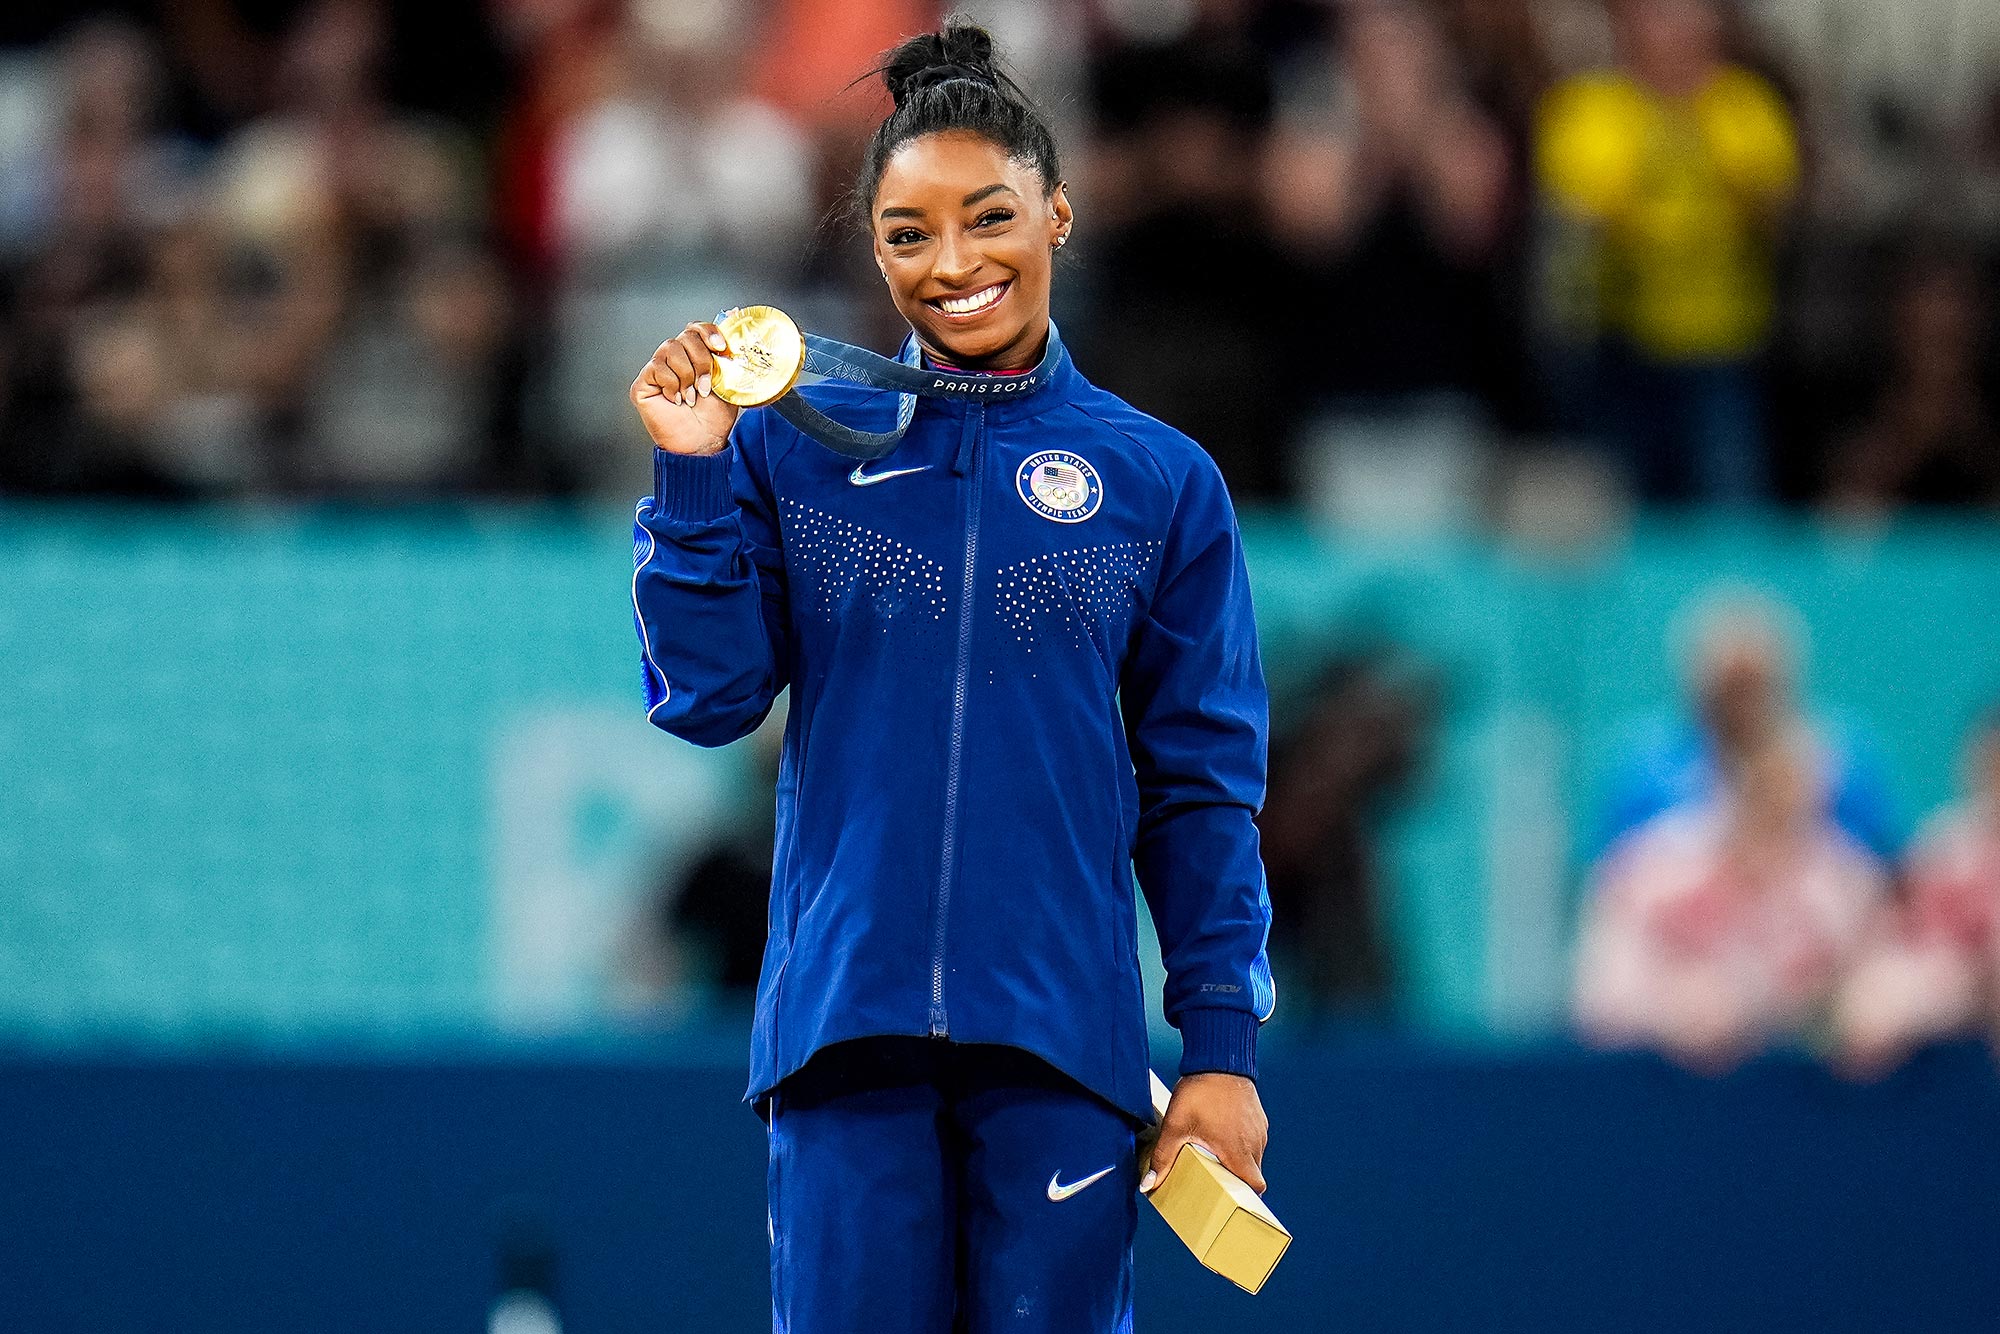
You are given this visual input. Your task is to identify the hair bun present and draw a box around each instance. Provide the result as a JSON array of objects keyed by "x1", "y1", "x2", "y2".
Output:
[{"x1": 882, "y1": 20, "x2": 1000, "y2": 108}]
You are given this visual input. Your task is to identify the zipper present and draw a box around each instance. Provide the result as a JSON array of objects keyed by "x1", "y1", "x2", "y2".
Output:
[{"x1": 931, "y1": 403, "x2": 985, "y2": 1036}]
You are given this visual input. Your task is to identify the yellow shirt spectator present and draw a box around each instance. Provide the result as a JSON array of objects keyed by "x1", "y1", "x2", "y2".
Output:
[{"x1": 1537, "y1": 67, "x2": 1799, "y2": 362}]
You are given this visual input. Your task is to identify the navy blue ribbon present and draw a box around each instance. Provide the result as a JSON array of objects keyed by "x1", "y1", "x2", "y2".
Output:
[{"x1": 758, "y1": 323, "x2": 1064, "y2": 460}]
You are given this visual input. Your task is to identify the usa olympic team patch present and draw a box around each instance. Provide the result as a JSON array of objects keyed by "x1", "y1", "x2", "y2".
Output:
[{"x1": 1016, "y1": 451, "x2": 1102, "y2": 523}]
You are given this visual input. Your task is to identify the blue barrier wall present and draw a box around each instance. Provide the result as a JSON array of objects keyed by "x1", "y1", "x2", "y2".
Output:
[
  {"x1": 10, "y1": 505, "x2": 2000, "y2": 1040},
  {"x1": 6, "y1": 1039, "x2": 1998, "y2": 1332}
]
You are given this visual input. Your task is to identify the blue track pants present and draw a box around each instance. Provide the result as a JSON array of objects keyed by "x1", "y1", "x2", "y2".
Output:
[{"x1": 766, "y1": 1038, "x2": 1140, "y2": 1333}]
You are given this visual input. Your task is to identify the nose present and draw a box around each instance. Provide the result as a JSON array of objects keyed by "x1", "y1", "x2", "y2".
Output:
[{"x1": 932, "y1": 231, "x2": 978, "y2": 287}]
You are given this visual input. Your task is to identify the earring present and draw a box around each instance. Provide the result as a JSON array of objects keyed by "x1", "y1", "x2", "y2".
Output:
[{"x1": 1054, "y1": 235, "x2": 1067, "y2": 249}]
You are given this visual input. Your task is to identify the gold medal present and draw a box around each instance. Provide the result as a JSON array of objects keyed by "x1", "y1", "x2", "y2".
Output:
[{"x1": 709, "y1": 305, "x2": 806, "y2": 408}]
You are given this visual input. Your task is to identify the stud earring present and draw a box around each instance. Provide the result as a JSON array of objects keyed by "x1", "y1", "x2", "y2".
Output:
[{"x1": 1054, "y1": 235, "x2": 1067, "y2": 249}]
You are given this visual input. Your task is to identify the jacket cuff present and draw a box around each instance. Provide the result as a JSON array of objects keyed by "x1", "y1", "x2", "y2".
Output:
[
  {"x1": 1177, "y1": 1007, "x2": 1259, "y2": 1081},
  {"x1": 652, "y1": 448, "x2": 736, "y2": 521}
]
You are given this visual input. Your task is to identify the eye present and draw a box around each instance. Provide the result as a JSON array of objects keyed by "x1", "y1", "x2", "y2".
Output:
[
  {"x1": 974, "y1": 208, "x2": 1015, "y2": 228},
  {"x1": 887, "y1": 227, "x2": 926, "y2": 246}
]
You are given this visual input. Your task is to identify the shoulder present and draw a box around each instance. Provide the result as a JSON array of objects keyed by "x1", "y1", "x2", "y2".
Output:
[{"x1": 1058, "y1": 383, "x2": 1223, "y2": 497}]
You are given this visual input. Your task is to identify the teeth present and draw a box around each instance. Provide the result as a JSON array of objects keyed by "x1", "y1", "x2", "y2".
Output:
[{"x1": 938, "y1": 284, "x2": 1005, "y2": 315}]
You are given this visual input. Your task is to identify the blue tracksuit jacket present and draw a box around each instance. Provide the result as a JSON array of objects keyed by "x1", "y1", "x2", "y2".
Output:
[{"x1": 630, "y1": 332, "x2": 1274, "y2": 1123}]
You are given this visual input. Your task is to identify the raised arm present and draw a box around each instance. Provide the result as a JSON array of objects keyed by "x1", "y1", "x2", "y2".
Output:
[{"x1": 630, "y1": 324, "x2": 792, "y2": 748}]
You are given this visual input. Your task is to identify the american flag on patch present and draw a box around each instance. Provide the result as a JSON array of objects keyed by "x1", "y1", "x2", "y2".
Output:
[{"x1": 1040, "y1": 463, "x2": 1084, "y2": 492}]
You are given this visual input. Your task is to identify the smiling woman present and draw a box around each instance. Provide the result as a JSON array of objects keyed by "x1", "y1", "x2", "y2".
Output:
[
  {"x1": 858, "y1": 27, "x2": 1071, "y2": 370},
  {"x1": 871, "y1": 135, "x2": 1066, "y2": 364},
  {"x1": 626, "y1": 20, "x2": 1275, "y2": 1334}
]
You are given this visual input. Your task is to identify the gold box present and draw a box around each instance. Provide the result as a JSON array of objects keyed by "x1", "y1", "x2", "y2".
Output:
[{"x1": 1145, "y1": 1072, "x2": 1291, "y2": 1294}]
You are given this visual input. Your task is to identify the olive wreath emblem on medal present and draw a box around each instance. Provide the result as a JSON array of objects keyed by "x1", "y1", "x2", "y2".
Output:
[{"x1": 1017, "y1": 451, "x2": 1102, "y2": 523}]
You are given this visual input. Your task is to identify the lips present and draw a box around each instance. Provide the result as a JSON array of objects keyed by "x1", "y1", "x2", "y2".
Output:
[{"x1": 927, "y1": 280, "x2": 1010, "y2": 320}]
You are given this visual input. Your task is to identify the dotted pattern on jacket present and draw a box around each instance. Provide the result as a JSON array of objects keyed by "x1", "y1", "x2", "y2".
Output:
[
  {"x1": 990, "y1": 540, "x2": 1161, "y2": 679},
  {"x1": 779, "y1": 499, "x2": 948, "y2": 630}
]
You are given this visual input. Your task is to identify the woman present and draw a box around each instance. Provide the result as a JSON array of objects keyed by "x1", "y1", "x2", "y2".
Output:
[
  {"x1": 629, "y1": 23, "x2": 1273, "y2": 1331},
  {"x1": 1574, "y1": 737, "x2": 1883, "y2": 1073}
]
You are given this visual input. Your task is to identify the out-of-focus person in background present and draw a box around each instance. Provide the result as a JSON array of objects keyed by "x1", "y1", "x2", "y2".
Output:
[
  {"x1": 539, "y1": 0, "x2": 818, "y2": 496},
  {"x1": 1266, "y1": 0, "x2": 1521, "y2": 525},
  {"x1": 1758, "y1": 0, "x2": 2000, "y2": 233},
  {"x1": 1574, "y1": 734, "x2": 1885, "y2": 1072},
  {"x1": 1598, "y1": 591, "x2": 1899, "y2": 863},
  {"x1": 1537, "y1": 0, "x2": 1799, "y2": 503},
  {"x1": 1265, "y1": 1, "x2": 1515, "y2": 406},
  {"x1": 1826, "y1": 249, "x2": 2000, "y2": 517},
  {"x1": 0, "y1": 19, "x2": 212, "y2": 497},
  {"x1": 209, "y1": 0, "x2": 503, "y2": 495},
  {"x1": 1258, "y1": 650, "x2": 1433, "y2": 1021},
  {"x1": 1075, "y1": 0, "x2": 1298, "y2": 502},
  {"x1": 1838, "y1": 708, "x2": 2000, "y2": 1075}
]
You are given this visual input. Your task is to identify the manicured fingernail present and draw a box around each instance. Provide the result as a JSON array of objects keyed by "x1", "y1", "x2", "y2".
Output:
[
  {"x1": 681, "y1": 387, "x2": 695, "y2": 406},
  {"x1": 707, "y1": 334, "x2": 727, "y2": 352},
  {"x1": 697, "y1": 373, "x2": 712, "y2": 397},
  {"x1": 1139, "y1": 1171, "x2": 1158, "y2": 1193}
]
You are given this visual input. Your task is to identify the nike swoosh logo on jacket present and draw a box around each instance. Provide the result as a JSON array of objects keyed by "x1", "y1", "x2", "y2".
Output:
[
  {"x1": 848, "y1": 462, "x2": 930, "y2": 486},
  {"x1": 631, "y1": 333, "x2": 1274, "y2": 1123}
]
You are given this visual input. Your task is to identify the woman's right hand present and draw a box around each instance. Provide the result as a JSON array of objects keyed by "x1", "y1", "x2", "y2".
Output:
[{"x1": 631, "y1": 321, "x2": 741, "y2": 456}]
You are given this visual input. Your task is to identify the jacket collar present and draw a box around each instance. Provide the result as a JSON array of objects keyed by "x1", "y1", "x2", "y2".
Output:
[{"x1": 896, "y1": 321, "x2": 1081, "y2": 427}]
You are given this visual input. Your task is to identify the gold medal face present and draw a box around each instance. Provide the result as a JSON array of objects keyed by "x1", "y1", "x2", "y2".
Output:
[{"x1": 709, "y1": 305, "x2": 805, "y2": 408}]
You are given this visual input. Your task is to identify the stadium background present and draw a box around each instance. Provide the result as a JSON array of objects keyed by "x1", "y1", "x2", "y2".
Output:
[{"x1": 6, "y1": 0, "x2": 2000, "y2": 1329}]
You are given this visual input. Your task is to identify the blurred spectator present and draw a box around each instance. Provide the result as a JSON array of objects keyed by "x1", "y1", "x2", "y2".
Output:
[
  {"x1": 1264, "y1": 0, "x2": 1516, "y2": 413},
  {"x1": 210, "y1": 0, "x2": 478, "y2": 255},
  {"x1": 1263, "y1": 0, "x2": 1523, "y2": 531},
  {"x1": 749, "y1": 0, "x2": 932, "y2": 140},
  {"x1": 1575, "y1": 735, "x2": 1886, "y2": 1072},
  {"x1": 1073, "y1": 5, "x2": 1301, "y2": 501},
  {"x1": 1759, "y1": 0, "x2": 2000, "y2": 231},
  {"x1": 1826, "y1": 251, "x2": 2000, "y2": 515},
  {"x1": 1537, "y1": 0, "x2": 1800, "y2": 502},
  {"x1": 487, "y1": 0, "x2": 624, "y2": 282},
  {"x1": 540, "y1": 4, "x2": 817, "y2": 496},
  {"x1": 1598, "y1": 591, "x2": 1899, "y2": 861},
  {"x1": 1258, "y1": 651, "x2": 1432, "y2": 1019},
  {"x1": 298, "y1": 233, "x2": 516, "y2": 494},
  {"x1": 206, "y1": 0, "x2": 497, "y2": 494},
  {"x1": 1438, "y1": 0, "x2": 1558, "y2": 142},
  {"x1": 59, "y1": 210, "x2": 265, "y2": 493},
  {"x1": 0, "y1": 0, "x2": 1997, "y2": 515},
  {"x1": 0, "y1": 19, "x2": 207, "y2": 495},
  {"x1": 1837, "y1": 708, "x2": 2000, "y2": 1075},
  {"x1": 550, "y1": 8, "x2": 812, "y2": 272}
]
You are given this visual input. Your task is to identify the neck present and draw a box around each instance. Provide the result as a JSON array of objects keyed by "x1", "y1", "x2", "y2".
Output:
[{"x1": 917, "y1": 316, "x2": 1051, "y2": 374}]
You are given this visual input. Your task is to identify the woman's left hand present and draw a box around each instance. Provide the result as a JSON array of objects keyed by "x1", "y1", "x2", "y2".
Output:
[{"x1": 1141, "y1": 1072, "x2": 1268, "y2": 1195}]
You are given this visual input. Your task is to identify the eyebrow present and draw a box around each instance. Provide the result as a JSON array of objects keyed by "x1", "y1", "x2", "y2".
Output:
[{"x1": 877, "y1": 183, "x2": 1020, "y2": 221}]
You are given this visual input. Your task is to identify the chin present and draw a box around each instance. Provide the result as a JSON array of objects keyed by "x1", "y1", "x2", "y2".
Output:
[{"x1": 921, "y1": 318, "x2": 1031, "y2": 367}]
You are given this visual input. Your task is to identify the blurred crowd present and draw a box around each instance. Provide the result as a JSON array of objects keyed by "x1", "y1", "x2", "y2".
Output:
[
  {"x1": 1573, "y1": 591, "x2": 2000, "y2": 1078},
  {"x1": 1, "y1": 0, "x2": 1997, "y2": 514}
]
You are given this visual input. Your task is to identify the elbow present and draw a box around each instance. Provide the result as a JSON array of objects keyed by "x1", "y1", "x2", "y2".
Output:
[
  {"x1": 648, "y1": 686, "x2": 776, "y2": 749},
  {"x1": 651, "y1": 703, "x2": 773, "y2": 750}
]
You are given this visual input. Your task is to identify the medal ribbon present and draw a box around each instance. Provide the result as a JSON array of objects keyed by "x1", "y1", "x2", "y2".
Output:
[{"x1": 764, "y1": 324, "x2": 1065, "y2": 460}]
